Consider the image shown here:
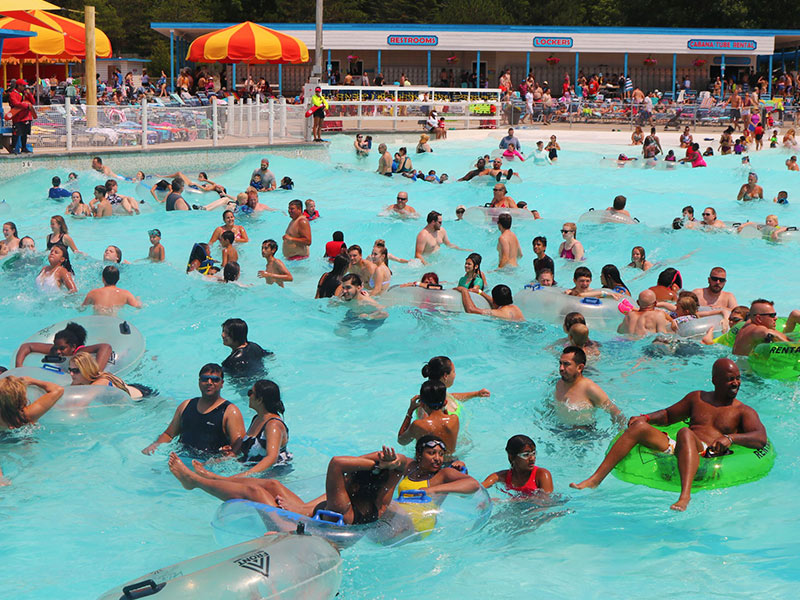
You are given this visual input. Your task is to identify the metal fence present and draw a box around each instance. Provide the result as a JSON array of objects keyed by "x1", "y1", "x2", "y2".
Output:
[
  {"x1": 504, "y1": 97, "x2": 796, "y2": 130},
  {"x1": 20, "y1": 92, "x2": 797, "y2": 151},
  {"x1": 25, "y1": 96, "x2": 302, "y2": 151}
]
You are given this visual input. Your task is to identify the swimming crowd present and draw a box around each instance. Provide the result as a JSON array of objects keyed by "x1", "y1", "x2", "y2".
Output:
[{"x1": 0, "y1": 124, "x2": 797, "y2": 531}]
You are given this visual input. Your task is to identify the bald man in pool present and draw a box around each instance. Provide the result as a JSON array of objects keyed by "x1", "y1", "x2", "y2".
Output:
[{"x1": 571, "y1": 358, "x2": 768, "y2": 511}]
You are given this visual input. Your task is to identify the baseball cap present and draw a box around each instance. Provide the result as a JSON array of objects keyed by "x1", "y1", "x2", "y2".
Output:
[
  {"x1": 314, "y1": 86, "x2": 321, "y2": 92},
  {"x1": 17, "y1": 79, "x2": 27, "y2": 86}
]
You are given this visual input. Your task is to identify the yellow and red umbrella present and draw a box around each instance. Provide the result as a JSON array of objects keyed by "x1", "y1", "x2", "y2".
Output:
[
  {"x1": 0, "y1": 1, "x2": 63, "y2": 30},
  {"x1": 186, "y1": 21, "x2": 308, "y2": 64},
  {"x1": 0, "y1": 9, "x2": 111, "y2": 60}
]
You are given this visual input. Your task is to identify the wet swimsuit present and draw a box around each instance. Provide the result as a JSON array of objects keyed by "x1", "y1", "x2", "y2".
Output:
[
  {"x1": 397, "y1": 473, "x2": 431, "y2": 495},
  {"x1": 166, "y1": 192, "x2": 187, "y2": 211},
  {"x1": 179, "y1": 397, "x2": 232, "y2": 454},
  {"x1": 46, "y1": 233, "x2": 64, "y2": 250},
  {"x1": 504, "y1": 466, "x2": 539, "y2": 494},
  {"x1": 49, "y1": 187, "x2": 72, "y2": 199},
  {"x1": 239, "y1": 415, "x2": 293, "y2": 466},
  {"x1": 325, "y1": 240, "x2": 346, "y2": 260},
  {"x1": 533, "y1": 255, "x2": 555, "y2": 278},
  {"x1": 458, "y1": 274, "x2": 484, "y2": 290},
  {"x1": 222, "y1": 341, "x2": 271, "y2": 377},
  {"x1": 560, "y1": 246, "x2": 575, "y2": 260}
]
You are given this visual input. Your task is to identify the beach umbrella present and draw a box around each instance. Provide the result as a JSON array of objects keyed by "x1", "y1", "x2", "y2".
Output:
[
  {"x1": 0, "y1": 10, "x2": 111, "y2": 60},
  {"x1": 186, "y1": 21, "x2": 308, "y2": 65},
  {"x1": 0, "y1": 1, "x2": 63, "y2": 31}
]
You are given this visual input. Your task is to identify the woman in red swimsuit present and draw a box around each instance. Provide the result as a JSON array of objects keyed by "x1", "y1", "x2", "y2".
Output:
[{"x1": 482, "y1": 435, "x2": 553, "y2": 495}]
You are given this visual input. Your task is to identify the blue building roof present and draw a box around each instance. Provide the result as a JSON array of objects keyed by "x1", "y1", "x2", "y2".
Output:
[{"x1": 151, "y1": 22, "x2": 800, "y2": 37}]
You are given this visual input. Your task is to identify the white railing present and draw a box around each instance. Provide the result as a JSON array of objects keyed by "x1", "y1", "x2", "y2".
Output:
[
  {"x1": 301, "y1": 85, "x2": 503, "y2": 136},
  {"x1": 21, "y1": 96, "x2": 302, "y2": 152}
]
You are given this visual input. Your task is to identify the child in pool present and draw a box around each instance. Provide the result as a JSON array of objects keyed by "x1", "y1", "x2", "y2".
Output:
[
  {"x1": 250, "y1": 173, "x2": 264, "y2": 191},
  {"x1": 219, "y1": 230, "x2": 238, "y2": 267},
  {"x1": 502, "y1": 142, "x2": 525, "y2": 161},
  {"x1": 147, "y1": 228, "x2": 165, "y2": 262},
  {"x1": 482, "y1": 434, "x2": 553, "y2": 496}
]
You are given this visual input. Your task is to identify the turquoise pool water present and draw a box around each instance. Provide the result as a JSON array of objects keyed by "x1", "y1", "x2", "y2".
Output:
[{"x1": 1, "y1": 134, "x2": 799, "y2": 599}]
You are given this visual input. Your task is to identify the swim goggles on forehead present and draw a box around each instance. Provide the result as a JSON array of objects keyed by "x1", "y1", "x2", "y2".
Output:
[{"x1": 423, "y1": 440, "x2": 446, "y2": 450}]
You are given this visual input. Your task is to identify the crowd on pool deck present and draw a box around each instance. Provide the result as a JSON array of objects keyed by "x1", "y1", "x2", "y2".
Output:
[{"x1": 1, "y1": 123, "x2": 799, "y2": 516}]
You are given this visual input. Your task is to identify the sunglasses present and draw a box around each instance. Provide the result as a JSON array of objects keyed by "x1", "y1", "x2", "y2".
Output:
[
  {"x1": 702, "y1": 212, "x2": 713, "y2": 217},
  {"x1": 199, "y1": 375, "x2": 222, "y2": 383},
  {"x1": 517, "y1": 451, "x2": 536, "y2": 459},
  {"x1": 709, "y1": 276, "x2": 726, "y2": 282},
  {"x1": 396, "y1": 196, "x2": 407, "y2": 200},
  {"x1": 68, "y1": 367, "x2": 80, "y2": 374},
  {"x1": 729, "y1": 316, "x2": 743, "y2": 324},
  {"x1": 561, "y1": 229, "x2": 573, "y2": 234},
  {"x1": 493, "y1": 188, "x2": 504, "y2": 192},
  {"x1": 755, "y1": 312, "x2": 777, "y2": 318}
]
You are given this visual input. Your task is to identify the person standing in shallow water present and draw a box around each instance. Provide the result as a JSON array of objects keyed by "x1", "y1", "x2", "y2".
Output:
[
  {"x1": 282, "y1": 200, "x2": 311, "y2": 260},
  {"x1": 141, "y1": 363, "x2": 245, "y2": 456}
]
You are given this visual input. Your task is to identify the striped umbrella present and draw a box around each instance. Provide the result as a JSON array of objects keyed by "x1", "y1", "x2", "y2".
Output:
[
  {"x1": 0, "y1": 9, "x2": 112, "y2": 60},
  {"x1": 186, "y1": 21, "x2": 308, "y2": 64},
  {"x1": 0, "y1": 1, "x2": 62, "y2": 30}
]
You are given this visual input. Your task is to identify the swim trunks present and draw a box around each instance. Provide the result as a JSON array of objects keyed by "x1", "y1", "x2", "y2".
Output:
[{"x1": 661, "y1": 431, "x2": 708, "y2": 456}]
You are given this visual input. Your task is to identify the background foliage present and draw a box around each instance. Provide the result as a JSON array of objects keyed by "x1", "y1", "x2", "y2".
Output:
[{"x1": 56, "y1": 1, "x2": 792, "y2": 74}]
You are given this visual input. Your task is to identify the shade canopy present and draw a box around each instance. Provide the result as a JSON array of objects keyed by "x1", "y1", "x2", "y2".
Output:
[
  {"x1": 186, "y1": 21, "x2": 308, "y2": 65},
  {"x1": 0, "y1": 0, "x2": 60, "y2": 9},
  {"x1": 0, "y1": 9, "x2": 111, "y2": 60}
]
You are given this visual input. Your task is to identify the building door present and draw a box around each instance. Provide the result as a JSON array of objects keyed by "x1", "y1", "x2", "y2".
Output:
[
  {"x1": 327, "y1": 60, "x2": 341, "y2": 83},
  {"x1": 470, "y1": 61, "x2": 488, "y2": 86}
]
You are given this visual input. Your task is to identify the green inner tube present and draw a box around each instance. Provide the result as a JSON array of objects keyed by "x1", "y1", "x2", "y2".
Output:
[
  {"x1": 747, "y1": 320, "x2": 800, "y2": 380},
  {"x1": 611, "y1": 422, "x2": 775, "y2": 492},
  {"x1": 715, "y1": 318, "x2": 789, "y2": 348},
  {"x1": 712, "y1": 320, "x2": 745, "y2": 347}
]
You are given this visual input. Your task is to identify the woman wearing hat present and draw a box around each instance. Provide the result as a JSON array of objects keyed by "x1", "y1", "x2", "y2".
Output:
[{"x1": 416, "y1": 134, "x2": 432, "y2": 153}]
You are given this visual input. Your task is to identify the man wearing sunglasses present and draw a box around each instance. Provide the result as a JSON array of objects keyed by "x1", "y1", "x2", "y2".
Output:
[
  {"x1": 691, "y1": 267, "x2": 738, "y2": 311},
  {"x1": 142, "y1": 363, "x2": 245, "y2": 455},
  {"x1": 384, "y1": 191, "x2": 418, "y2": 218},
  {"x1": 733, "y1": 300, "x2": 800, "y2": 356}
]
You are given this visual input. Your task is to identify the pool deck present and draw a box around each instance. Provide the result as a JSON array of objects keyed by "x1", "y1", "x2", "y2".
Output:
[{"x1": 0, "y1": 122, "x2": 734, "y2": 180}]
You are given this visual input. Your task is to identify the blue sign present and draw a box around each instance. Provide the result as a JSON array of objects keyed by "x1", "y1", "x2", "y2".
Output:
[
  {"x1": 387, "y1": 35, "x2": 438, "y2": 46},
  {"x1": 712, "y1": 56, "x2": 751, "y2": 66},
  {"x1": 687, "y1": 39, "x2": 756, "y2": 51},
  {"x1": 533, "y1": 36, "x2": 573, "y2": 48}
]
